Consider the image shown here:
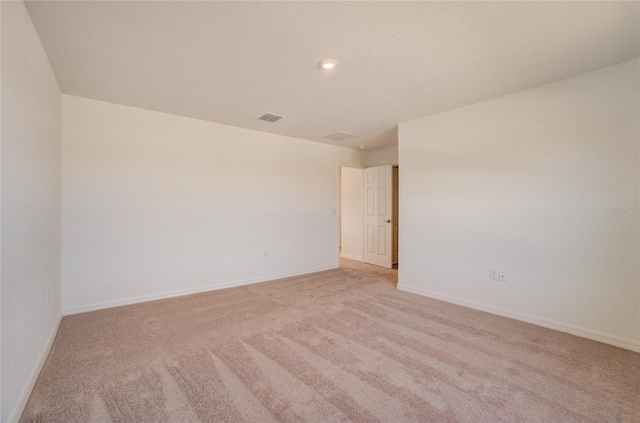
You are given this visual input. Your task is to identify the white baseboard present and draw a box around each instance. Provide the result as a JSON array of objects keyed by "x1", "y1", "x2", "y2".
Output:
[
  {"x1": 9, "y1": 312, "x2": 63, "y2": 423},
  {"x1": 63, "y1": 264, "x2": 339, "y2": 315},
  {"x1": 340, "y1": 253, "x2": 363, "y2": 261},
  {"x1": 397, "y1": 283, "x2": 640, "y2": 353}
]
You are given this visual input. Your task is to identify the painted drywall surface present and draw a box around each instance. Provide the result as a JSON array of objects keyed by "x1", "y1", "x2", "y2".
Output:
[
  {"x1": 1, "y1": 2, "x2": 62, "y2": 421},
  {"x1": 340, "y1": 167, "x2": 363, "y2": 261},
  {"x1": 399, "y1": 59, "x2": 640, "y2": 349},
  {"x1": 24, "y1": 1, "x2": 640, "y2": 151},
  {"x1": 364, "y1": 146, "x2": 398, "y2": 167},
  {"x1": 62, "y1": 95, "x2": 364, "y2": 312}
]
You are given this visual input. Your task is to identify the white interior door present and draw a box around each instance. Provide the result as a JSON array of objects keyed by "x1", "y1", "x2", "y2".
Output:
[{"x1": 363, "y1": 165, "x2": 393, "y2": 268}]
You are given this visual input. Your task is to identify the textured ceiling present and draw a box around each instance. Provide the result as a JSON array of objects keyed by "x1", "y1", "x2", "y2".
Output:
[{"x1": 26, "y1": 1, "x2": 640, "y2": 150}]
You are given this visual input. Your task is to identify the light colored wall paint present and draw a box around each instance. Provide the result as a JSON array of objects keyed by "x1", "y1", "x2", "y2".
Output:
[
  {"x1": 1, "y1": 2, "x2": 62, "y2": 421},
  {"x1": 340, "y1": 167, "x2": 363, "y2": 261},
  {"x1": 62, "y1": 95, "x2": 364, "y2": 313},
  {"x1": 398, "y1": 59, "x2": 640, "y2": 351},
  {"x1": 365, "y1": 145, "x2": 398, "y2": 167}
]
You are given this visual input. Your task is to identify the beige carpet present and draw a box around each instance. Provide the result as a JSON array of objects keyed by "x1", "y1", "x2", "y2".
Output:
[{"x1": 22, "y1": 259, "x2": 640, "y2": 422}]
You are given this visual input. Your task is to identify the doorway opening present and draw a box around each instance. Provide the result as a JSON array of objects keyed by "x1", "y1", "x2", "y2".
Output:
[
  {"x1": 339, "y1": 166, "x2": 364, "y2": 262},
  {"x1": 339, "y1": 165, "x2": 398, "y2": 269}
]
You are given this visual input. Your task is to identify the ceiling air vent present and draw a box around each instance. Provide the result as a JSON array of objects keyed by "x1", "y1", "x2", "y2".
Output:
[
  {"x1": 258, "y1": 113, "x2": 284, "y2": 123},
  {"x1": 322, "y1": 131, "x2": 357, "y2": 141}
]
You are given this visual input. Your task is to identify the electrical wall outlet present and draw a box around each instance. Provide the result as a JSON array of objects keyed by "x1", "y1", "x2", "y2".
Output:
[
  {"x1": 499, "y1": 270, "x2": 508, "y2": 282},
  {"x1": 263, "y1": 250, "x2": 268, "y2": 259},
  {"x1": 489, "y1": 268, "x2": 499, "y2": 280}
]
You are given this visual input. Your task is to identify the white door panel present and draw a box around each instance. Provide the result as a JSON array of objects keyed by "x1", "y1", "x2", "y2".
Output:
[{"x1": 363, "y1": 165, "x2": 393, "y2": 268}]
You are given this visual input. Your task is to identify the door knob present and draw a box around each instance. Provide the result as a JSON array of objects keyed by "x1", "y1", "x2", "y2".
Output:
[{"x1": 385, "y1": 219, "x2": 391, "y2": 223}]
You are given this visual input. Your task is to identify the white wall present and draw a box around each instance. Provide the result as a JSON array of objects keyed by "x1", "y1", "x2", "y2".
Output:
[
  {"x1": 62, "y1": 95, "x2": 364, "y2": 313},
  {"x1": 1, "y1": 2, "x2": 62, "y2": 421},
  {"x1": 399, "y1": 59, "x2": 640, "y2": 352},
  {"x1": 340, "y1": 167, "x2": 363, "y2": 261},
  {"x1": 364, "y1": 145, "x2": 398, "y2": 167}
]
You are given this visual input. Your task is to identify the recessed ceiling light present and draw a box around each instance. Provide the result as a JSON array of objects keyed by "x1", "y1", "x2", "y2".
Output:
[{"x1": 318, "y1": 58, "x2": 337, "y2": 70}]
